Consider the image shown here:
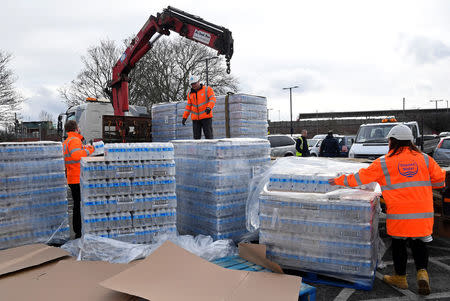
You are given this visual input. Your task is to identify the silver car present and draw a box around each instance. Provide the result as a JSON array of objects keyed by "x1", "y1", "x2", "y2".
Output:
[
  {"x1": 434, "y1": 137, "x2": 450, "y2": 166},
  {"x1": 268, "y1": 135, "x2": 296, "y2": 157}
]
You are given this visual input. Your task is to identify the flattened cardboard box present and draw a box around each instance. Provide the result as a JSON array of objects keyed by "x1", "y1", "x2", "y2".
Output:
[
  {"x1": 0, "y1": 243, "x2": 69, "y2": 276},
  {"x1": 0, "y1": 243, "x2": 136, "y2": 301},
  {"x1": 101, "y1": 241, "x2": 301, "y2": 301}
]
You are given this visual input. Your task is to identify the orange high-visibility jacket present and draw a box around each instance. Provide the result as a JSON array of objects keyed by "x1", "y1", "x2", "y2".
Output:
[
  {"x1": 334, "y1": 148, "x2": 446, "y2": 237},
  {"x1": 183, "y1": 85, "x2": 216, "y2": 120},
  {"x1": 63, "y1": 132, "x2": 94, "y2": 184}
]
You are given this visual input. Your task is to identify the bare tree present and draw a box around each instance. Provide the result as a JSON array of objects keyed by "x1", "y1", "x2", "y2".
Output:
[
  {"x1": 129, "y1": 37, "x2": 238, "y2": 110},
  {"x1": 39, "y1": 110, "x2": 54, "y2": 122},
  {"x1": 0, "y1": 51, "x2": 24, "y2": 122},
  {"x1": 59, "y1": 39, "x2": 122, "y2": 107},
  {"x1": 61, "y1": 36, "x2": 239, "y2": 111}
]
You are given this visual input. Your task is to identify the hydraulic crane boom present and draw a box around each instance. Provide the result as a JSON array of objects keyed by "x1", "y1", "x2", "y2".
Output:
[{"x1": 108, "y1": 6, "x2": 234, "y2": 116}]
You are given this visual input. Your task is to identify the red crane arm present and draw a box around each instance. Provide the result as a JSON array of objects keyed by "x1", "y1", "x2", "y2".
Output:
[{"x1": 108, "y1": 6, "x2": 234, "y2": 116}]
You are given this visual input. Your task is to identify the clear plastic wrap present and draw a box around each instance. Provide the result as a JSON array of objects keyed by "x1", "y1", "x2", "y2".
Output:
[
  {"x1": 0, "y1": 142, "x2": 70, "y2": 249},
  {"x1": 61, "y1": 233, "x2": 237, "y2": 263},
  {"x1": 246, "y1": 157, "x2": 380, "y2": 232}
]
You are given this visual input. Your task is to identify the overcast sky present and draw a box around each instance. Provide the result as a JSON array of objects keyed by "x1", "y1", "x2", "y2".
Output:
[{"x1": 2, "y1": 0, "x2": 450, "y2": 122}]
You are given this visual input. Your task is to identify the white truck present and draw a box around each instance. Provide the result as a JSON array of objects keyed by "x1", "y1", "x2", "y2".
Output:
[
  {"x1": 348, "y1": 121, "x2": 437, "y2": 159},
  {"x1": 57, "y1": 99, "x2": 150, "y2": 143}
]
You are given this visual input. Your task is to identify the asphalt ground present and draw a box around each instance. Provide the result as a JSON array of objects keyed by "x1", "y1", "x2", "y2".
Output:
[{"x1": 308, "y1": 236, "x2": 450, "y2": 301}]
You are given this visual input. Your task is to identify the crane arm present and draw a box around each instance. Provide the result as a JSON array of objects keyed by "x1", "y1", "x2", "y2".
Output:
[{"x1": 108, "y1": 6, "x2": 234, "y2": 116}]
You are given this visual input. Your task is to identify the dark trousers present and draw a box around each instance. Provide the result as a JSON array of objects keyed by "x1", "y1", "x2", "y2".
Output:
[
  {"x1": 392, "y1": 238, "x2": 428, "y2": 275},
  {"x1": 192, "y1": 118, "x2": 213, "y2": 139},
  {"x1": 69, "y1": 183, "x2": 82, "y2": 238}
]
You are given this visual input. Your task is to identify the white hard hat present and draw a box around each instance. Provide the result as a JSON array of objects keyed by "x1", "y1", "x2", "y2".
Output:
[
  {"x1": 387, "y1": 124, "x2": 414, "y2": 141},
  {"x1": 188, "y1": 74, "x2": 200, "y2": 85}
]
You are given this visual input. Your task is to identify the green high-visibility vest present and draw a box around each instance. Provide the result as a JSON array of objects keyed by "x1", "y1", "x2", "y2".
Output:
[{"x1": 296, "y1": 137, "x2": 303, "y2": 157}]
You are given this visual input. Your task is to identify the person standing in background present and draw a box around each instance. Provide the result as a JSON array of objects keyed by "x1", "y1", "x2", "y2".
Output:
[{"x1": 296, "y1": 129, "x2": 310, "y2": 157}]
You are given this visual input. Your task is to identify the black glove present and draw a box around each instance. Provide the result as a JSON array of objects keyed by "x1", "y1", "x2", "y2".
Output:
[
  {"x1": 205, "y1": 107, "x2": 211, "y2": 114},
  {"x1": 182, "y1": 118, "x2": 187, "y2": 126}
]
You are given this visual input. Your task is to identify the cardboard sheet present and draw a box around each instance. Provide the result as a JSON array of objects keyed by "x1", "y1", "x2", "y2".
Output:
[
  {"x1": 0, "y1": 259, "x2": 136, "y2": 301},
  {"x1": 0, "y1": 243, "x2": 69, "y2": 276},
  {"x1": 101, "y1": 241, "x2": 301, "y2": 301}
]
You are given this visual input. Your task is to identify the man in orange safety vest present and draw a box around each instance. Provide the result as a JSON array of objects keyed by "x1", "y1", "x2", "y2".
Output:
[
  {"x1": 182, "y1": 74, "x2": 216, "y2": 139},
  {"x1": 63, "y1": 120, "x2": 94, "y2": 238}
]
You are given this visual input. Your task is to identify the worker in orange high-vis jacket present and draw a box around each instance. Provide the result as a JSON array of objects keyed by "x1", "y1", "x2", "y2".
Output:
[
  {"x1": 329, "y1": 124, "x2": 446, "y2": 295},
  {"x1": 63, "y1": 120, "x2": 94, "y2": 238},
  {"x1": 182, "y1": 74, "x2": 216, "y2": 139}
]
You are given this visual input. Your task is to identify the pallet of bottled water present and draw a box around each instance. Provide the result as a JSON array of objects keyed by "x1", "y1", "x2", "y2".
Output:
[
  {"x1": 0, "y1": 142, "x2": 70, "y2": 249},
  {"x1": 213, "y1": 94, "x2": 268, "y2": 139},
  {"x1": 246, "y1": 157, "x2": 381, "y2": 288},
  {"x1": 152, "y1": 102, "x2": 177, "y2": 142},
  {"x1": 80, "y1": 142, "x2": 176, "y2": 243},
  {"x1": 158, "y1": 93, "x2": 268, "y2": 140},
  {"x1": 175, "y1": 101, "x2": 193, "y2": 140},
  {"x1": 174, "y1": 138, "x2": 270, "y2": 241}
]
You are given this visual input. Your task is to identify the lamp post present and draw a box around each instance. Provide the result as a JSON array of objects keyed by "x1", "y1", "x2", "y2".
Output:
[
  {"x1": 282, "y1": 85, "x2": 299, "y2": 136},
  {"x1": 199, "y1": 56, "x2": 219, "y2": 86}
]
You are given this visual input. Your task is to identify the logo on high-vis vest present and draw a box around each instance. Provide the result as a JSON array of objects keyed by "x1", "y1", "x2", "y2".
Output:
[{"x1": 398, "y1": 160, "x2": 418, "y2": 177}]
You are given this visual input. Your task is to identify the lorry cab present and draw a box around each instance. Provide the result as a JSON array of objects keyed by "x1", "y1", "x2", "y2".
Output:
[
  {"x1": 58, "y1": 98, "x2": 148, "y2": 143},
  {"x1": 348, "y1": 120, "x2": 420, "y2": 160}
]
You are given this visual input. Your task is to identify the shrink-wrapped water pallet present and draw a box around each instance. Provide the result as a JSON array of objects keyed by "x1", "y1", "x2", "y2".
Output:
[
  {"x1": 174, "y1": 138, "x2": 270, "y2": 241},
  {"x1": 0, "y1": 142, "x2": 69, "y2": 249},
  {"x1": 80, "y1": 143, "x2": 176, "y2": 243}
]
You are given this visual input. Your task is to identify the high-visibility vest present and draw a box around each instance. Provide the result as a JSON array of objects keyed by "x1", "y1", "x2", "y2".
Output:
[
  {"x1": 296, "y1": 137, "x2": 303, "y2": 157},
  {"x1": 334, "y1": 148, "x2": 446, "y2": 237},
  {"x1": 63, "y1": 132, "x2": 94, "y2": 184},
  {"x1": 183, "y1": 85, "x2": 216, "y2": 120}
]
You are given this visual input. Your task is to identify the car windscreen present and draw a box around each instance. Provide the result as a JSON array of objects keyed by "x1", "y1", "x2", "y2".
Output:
[
  {"x1": 441, "y1": 139, "x2": 450, "y2": 149},
  {"x1": 355, "y1": 124, "x2": 396, "y2": 143}
]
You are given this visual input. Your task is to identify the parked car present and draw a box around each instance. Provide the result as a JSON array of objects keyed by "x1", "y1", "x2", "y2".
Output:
[
  {"x1": 309, "y1": 139, "x2": 322, "y2": 157},
  {"x1": 310, "y1": 134, "x2": 355, "y2": 157},
  {"x1": 268, "y1": 135, "x2": 296, "y2": 157},
  {"x1": 433, "y1": 137, "x2": 450, "y2": 166},
  {"x1": 439, "y1": 131, "x2": 450, "y2": 137}
]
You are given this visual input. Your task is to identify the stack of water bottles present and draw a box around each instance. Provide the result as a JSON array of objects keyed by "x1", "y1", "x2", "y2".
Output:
[
  {"x1": 80, "y1": 143, "x2": 176, "y2": 243},
  {"x1": 213, "y1": 94, "x2": 268, "y2": 139},
  {"x1": 174, "y1": 138, "x2": 270, "y2": 241},
  {"x1": 176, "y1": 101, "x2": 193, "y2": 140},
  {"x1": 0, "y1": 142, "x2": 70, "y2": 250},
  {"x1": 153, "y1": 93, "x2": 268, "y2": 141},
  {"x1": 249, "y1": 157, "x2": 381, "y2": 288},
  {"x1": 151, "y1": 102, "x2": 177, "y2": 142}
]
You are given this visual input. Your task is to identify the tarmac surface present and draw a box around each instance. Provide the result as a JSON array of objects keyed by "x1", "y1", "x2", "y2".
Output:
[{"x1": 309, "y1": 236, "x2": 450, "y2": 301}]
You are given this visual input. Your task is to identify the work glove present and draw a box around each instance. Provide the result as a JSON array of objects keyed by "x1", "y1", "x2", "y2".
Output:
[
  {"x1": 182, "y1": 118, "x2": 187, "y2": 126},
  {"x1": 205, "y1": 107, "x2": 211, "y2": 115}
]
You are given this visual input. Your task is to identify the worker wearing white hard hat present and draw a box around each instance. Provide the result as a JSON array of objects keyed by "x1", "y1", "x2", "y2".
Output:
[
  {"x1": 329, "y1": 123, "x2": 446, "y2": 295},
  {"x1": 182, "y1": 73, "x2": 216, "y2": 139}
]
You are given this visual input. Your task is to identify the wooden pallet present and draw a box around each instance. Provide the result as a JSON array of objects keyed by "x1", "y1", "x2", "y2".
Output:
[{"x1": 211, "y1": 255, "x2": 316, "y2": 301}]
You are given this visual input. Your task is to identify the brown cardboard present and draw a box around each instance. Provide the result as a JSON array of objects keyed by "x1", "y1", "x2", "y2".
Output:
[
  {"x1": 238, "y1": 242, "x2": 284, "y2": 274},
  {"x1": 0, "y1": 259, "x2": 137, "y2": 301},
  {"x1": 0, "y1": 243, "x2": 69, "y2": 276},
  {"x1": 101, "y1": 241, "x2": 301, "y2": 301}
]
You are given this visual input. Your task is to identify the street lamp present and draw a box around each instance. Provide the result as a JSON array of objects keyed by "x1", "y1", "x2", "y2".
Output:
[
  {"x1": 198, "y1": 56, "x2": 219, "y2": 86},
  {"x1": 282, "y1": 85, "x2": 299, "y2": 136}
]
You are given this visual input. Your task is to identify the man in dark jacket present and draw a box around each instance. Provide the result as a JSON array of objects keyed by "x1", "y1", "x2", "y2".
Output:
[
  {"x1": 295, "y1": 129, "x2": 310, "y2": 157},
  {"x1": 319, "y1": 130, "x2": 340, "y2": 157}
]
